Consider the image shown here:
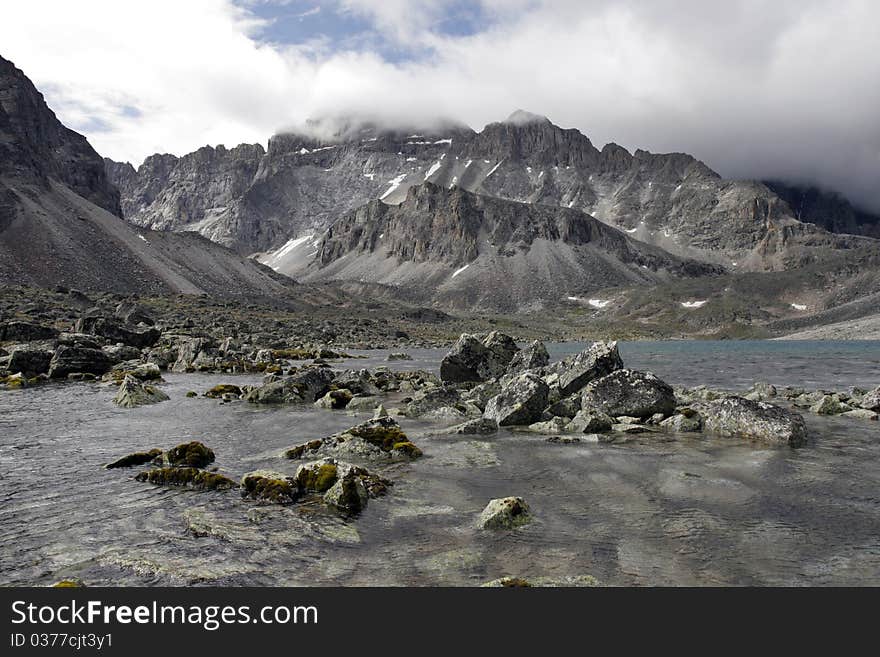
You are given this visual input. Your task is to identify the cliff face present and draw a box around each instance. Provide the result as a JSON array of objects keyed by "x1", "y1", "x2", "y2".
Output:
[
  {"x1": 0, "y1": 55, "x2": 121, "y2": 216},
  {"x1": 763, "y1": 180, "x2": 880, "y2": 239},
  {"x1": 110, "y1": 108, "x2": 870, "y2": 273},
  {"x1": 0, "y1": 55, "x2": 295, "y2": 298},
  {"x1": 294, "y1": 182, "x2": 721, "y2": 312}
]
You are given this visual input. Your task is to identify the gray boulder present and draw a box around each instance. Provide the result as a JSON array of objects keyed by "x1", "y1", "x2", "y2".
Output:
[
  {"x1": 113, "y1": 375, "x2": 169, "y2": 408},
  {"x1": 565, "y1": 409, "x2": 614, "y2": 433},
  {"x1": 555, "y1": 341, "x2": 623, "y2": 396},
  {"x1": 7, "y1": 348, "x2": 53, "y2": 377},
  {"x1": 0, "y1": 320, "x2": 58, "y2": 342},
  {"x1": 440, "y1": 331, "x2": 520, "y2": 383},
  {"x1": 506, "y1": 340, "x2": 549, "y2": 376},
  {"x1": 74, "y1": 316, "x2": 160, "y2": 348},
  {"x1": 484, "y1": 373, "x2": 549, "y2": 426},
  {"x1": 452, "y1": 417, "x2": 499, "y2": 435},
  {"x1": 48, "y1": 345, "x2": 115, "y2": 379},
  {"x1": 698, "y1": 396, "x2": 807, "y2": 446},
  {"x1": 245, "y1": 367, "x2": 335, "y2": 404},
  {"x1": 659, "y1": 412, "x2": 703, "y2": 432},
  {"x1": 581, "y1": 369, "x2": 675, "y2": 418},
  {"x1": 406, "y1": 384, "x2": 462, "y2": 418},
  {"x1": 478, "y1": 497, "x2": 532, "y2": 530},
  {"x1": 860, "y1": 386, "x2": 880, "y2": 412}
]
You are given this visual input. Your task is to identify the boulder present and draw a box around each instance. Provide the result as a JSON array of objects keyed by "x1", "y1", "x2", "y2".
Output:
[
  {"x1": 387, "y1": 352, "x2": 413, "y2": 361},
  {"x1": 860, "y1": 386, "x2": 880, "y2": 412},
  {"x1": 113, "y1": 375, "x2": 170, "y2": 408},
  {"x1": 48, "y1": 345, "x2": 114, "y2": 379},
  {"x1": 240, "y1": 470, "x2": 299, "y2": 504},
  {"x1": 284, "y1": 417, "x2": 422, "y2": 462},
  {"x1": 244, "y1": 367, "x2": 335, "y2": 404},
  {"x1": 452, "y1": 417, "x2": 499, "y2": 435},
  {"x1": 698, "y1": 396, "x2": 807, "y2": 446},
  {"x1": 164, "y1": 441, "x2": 215, "y2": 468},
  {"x1": 74, "y1": 316, "x2": 160, "y2": 348},
  {"x1": 555, "y1": 341, "x2": 623, "y2": 396},
  {"x1": 406, "y1": 385, "x2": 462, "y2": 418},
  {"x1": 483, "y1": 373, "x2": 549, "y2": 426},
  {"x1": 332, "y1": 369, "x2": 382, "y2": 396},
  {"x1": 105, "y1": 448, "x2": 162, "y2": 469},
  {"x1": 478, "y1": 497, "x2": 532, "y2": 530},
  {"x1": 659, "y1": 413, "x2": 703, "y2": 432},
  {"x1": 809, "y1": 395, "x2": 849, "y2": 415},
  {"x1": 6, "y1": 348, "x2": 53, "y2": 377},
  {"x1": 204, "y1": 383, "x2": 243, "y2": 399},
  {"x1": 565, "y1": 409, "x2": 613, "y2": 433},
  {"x1": 323, "y1": 471, "x2": 369, "y2": 515},
  {"x1": 102, "y1": 344, "x2": 142, "y2": 362},
  {"x1": 546, "y1": 393, "x2": 582, "y2": 419},
  {"x1": 505, "y1": 340, "x2": 550, "y2": 376},
  {"x1": 0, "y1": 320, "x2": 58, "y2": 342},
  {"x1": 171, "y1": 337, "x2": 216, "y2": 372},
  {"x1": 525, "y1": 417, "x2": 569, "y2": 434},
  {"x1": 114, "y1": 300, "x2": 155, "y2": 326},
  {"x1": 440, "y1": 331, "x2": 520, "y2": 383},
  {"x1": 315, "y1": 389, "x2": 354, "y2": 410},
  {"x1": 135, "y1": 467, "x2": 236, "y2": 490},
  {"x1": 841, "y1": 408, "x2": 878, "y2": 421},
  {"x1": 581, "y1": 369, "x2": 675, "y2": 419}
]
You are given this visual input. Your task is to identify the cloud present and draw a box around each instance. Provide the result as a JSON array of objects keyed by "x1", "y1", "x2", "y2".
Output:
[{"x1": 1, "y1": 0, "x2": 878, "y2": 211}]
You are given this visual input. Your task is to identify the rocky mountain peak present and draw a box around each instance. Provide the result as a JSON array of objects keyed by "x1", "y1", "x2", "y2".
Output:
[
  {"x1": 504, "y1": 109, "x2": 550, "y2": 125},
  {"x1": 0, "y1": 55, "x2": 121, "y2": 216}
]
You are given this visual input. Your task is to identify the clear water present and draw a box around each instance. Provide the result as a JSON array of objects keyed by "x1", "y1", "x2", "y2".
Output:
[{"x1": 1, "y1": 341, "x2": 878, "y2": 586}]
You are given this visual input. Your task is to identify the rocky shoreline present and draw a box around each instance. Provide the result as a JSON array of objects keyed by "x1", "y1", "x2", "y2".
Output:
[{"x1": 3, "y1": 304, "x2": 879, "y2": 587}]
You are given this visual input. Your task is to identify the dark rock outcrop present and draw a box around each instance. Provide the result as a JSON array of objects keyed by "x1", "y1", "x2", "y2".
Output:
[
  {"x1": 48, "y1": 345, "x2": 114, "y2": 378},
  {"x1": 440, "y1": 331, "x2": 520, "y2": 383}
]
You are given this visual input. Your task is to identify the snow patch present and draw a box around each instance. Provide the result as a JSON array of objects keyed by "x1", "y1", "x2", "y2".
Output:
[
  {"x1": 424, "y1": 161, "x2": 442, "y2": 180},
  {"x1": 381, "y1": 174, "x2": 407, "y2": 199},
  {"x1": 406, "y1": 157, "x2": 417, "y2": 162},
  {"x1": 363, "y1": 173, "x2": 375, "y2": 180},
  {"x1": 138, "y1": 234, "x2": 149, "y2": 244},
  {"x1": 681, "y1": 300, "x2": 708, "y2": 309},
  {"x1": 265, "y1": 234, "x2": 314, "y2": 266},
  {"x1": 791, "y1": 303, "x2": 807, "y2": 311},
  {"x1": 485, "y1": 161, "x2": 503, "y2": 178},
  {"x1": 589, "y1": 299, "x2": 610, "y2": 308},
  {"x1": 624, "y1": 227, "x2": 638, "y2": 233},
  {"x1": 451, "y1": 264, "x2": 470, "y2": 278}
]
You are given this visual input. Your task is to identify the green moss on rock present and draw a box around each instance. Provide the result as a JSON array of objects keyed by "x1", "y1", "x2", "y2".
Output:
[
  {"x1": 241, "y1": 471, "x2": 299, "y2": 504},
  {"x1": 135, "y1": 467, "x2": 236, "y2": 490},
  {"x1": 166, "y1": 441, "x2": 215, "y2": 468},
  {"x1": 204, "y1": 384, "x2": 242, "y2": 399}
]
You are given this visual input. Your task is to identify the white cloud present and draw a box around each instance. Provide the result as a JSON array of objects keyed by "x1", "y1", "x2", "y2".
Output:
[{"x1": 1, "y1": 0, "x2": 878, "y2": 211}]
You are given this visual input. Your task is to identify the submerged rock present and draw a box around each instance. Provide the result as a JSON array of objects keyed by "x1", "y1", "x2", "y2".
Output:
[
  {"x1": 440, "y1": 331, "x2": 519, "y2": 383},
  {"x1": 105, "y1": 448, "x2": 162, "y2": 469},
  {"x1": 314, "y1": 388, "x2": 354, "y2": 410},
  {"x1": 113, "y1": 375, "x2": 169, "y2": 408},
  {"x1": 387, "y1": 352, "x2": 413, "y2": 361},
  {"x1": 135, "y1": 467, "x2": 237, "y2": 490},
  {"x1": 452, "y1": 417, "x2": 499, "y2": 435},
  {"x1": 205, "y1": 383, "x2": 242, "y2": 399},
  {"x1": 284, "y1": 417, "x2": 422, "y2": 461},
  {"x1": 479, "y1": 497, "x2": 532, "y2": 530},
  {"x1": 483, "y1": 372, "x2": 549, "y2": 426},
  {"x1": 698, "y1": 396, "x2": 807, "y2": 446},
  {"x1": 581, "y1": 369, "x2": 675, "y2": 419},
  {"x1": 405, "y1": 384, "x2": 462, "y2": 418}
]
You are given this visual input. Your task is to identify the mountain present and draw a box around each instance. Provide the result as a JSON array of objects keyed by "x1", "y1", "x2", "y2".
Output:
[
  {"x1": 108, "y1": 110, "x2": 876, "y2": 275},
  {"x1": 290, "y1": 182, "x2": 721, "y2": 312},
  {"x1": 0, "y1": 55, "x2": 294, "y2": 297},
  {"x1": 763, "y1": 180, "x2": 880, "y2": 239}
]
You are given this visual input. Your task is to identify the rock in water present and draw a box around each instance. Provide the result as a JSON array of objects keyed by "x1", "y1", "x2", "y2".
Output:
[
  {"x1": 555, "y1": 341, "x2": 624, "y2": 396},
  {"x1": 135, "y1": 467, "x2": 236, "y2": 490},
  {"x1": 479, "y1": 497, "x2": 532, "y2": 529},
  {"x1": 860, "y1": 386, "x2": 880, "y2": 412},
  {"x1": 581, "y1": 369, "x2": 675, "y2": 419},
  {"x1": 105, "y1": 448, "x2": 162, "y2": 469},
  {"x1": 113, "y1": 375, "x2": 169, "y2": 408},
  {"x1": 506, "y1": 340, "x2": 550, "y2": 375},
  {"x1": 440, "y1": 331, "x2": 519, "y2": 383},
  {"x1": 698, "y1": 396, "x2": 807, "y2": 446},
  {"x1": 164, "y1": 441, "x2": 215, "y2": 468},
  {"x1": 483, "y1": 373, "x2": 549, "y2": 426},
  {"x1": 565, "y1": 409, "x2": 614, "y2": 433},
  {"x1": 244, "y1": 367, "x2": 335, "y2": 404},
  {"x1": 6, "y1": 349, "x2": 53, "y2": 377},
  {"x1": 323, "y1": 471, "x2": 369, "y2": 515},
  {"x1": 240, "y1": 470, "x2": 300, "y2": 504}
]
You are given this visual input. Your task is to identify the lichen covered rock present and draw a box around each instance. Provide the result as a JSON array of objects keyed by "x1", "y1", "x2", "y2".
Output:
[
  {"x1": 581, "y1": 369, "x2": 675, "y2": 419},
  {"x1": 135, "y1": 467, "x2": 236, "y2": 490},
  {"x1": 479, "y1": 496, "x2": 532, "y2": 530},
  {"x1": 440, "y1": 331, "x2": 519, "y2": 383},
  {"x1": 697, "y1": 396, "x2": 807, "y2": 446},
  {"x1": 113, "y1": 374, "x2": 169, "y2": 408},
  {"x1": 240, "y1": 470, "x2": 299, "y2": 504},
  {"x1": 483, "y1": 373, "x2": 549, "y2": 426}
]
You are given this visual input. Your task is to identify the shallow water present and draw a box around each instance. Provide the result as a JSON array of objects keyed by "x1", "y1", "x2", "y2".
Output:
[{"x1": 1, "y1": 341, "x2": 878, "y2": 586}]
